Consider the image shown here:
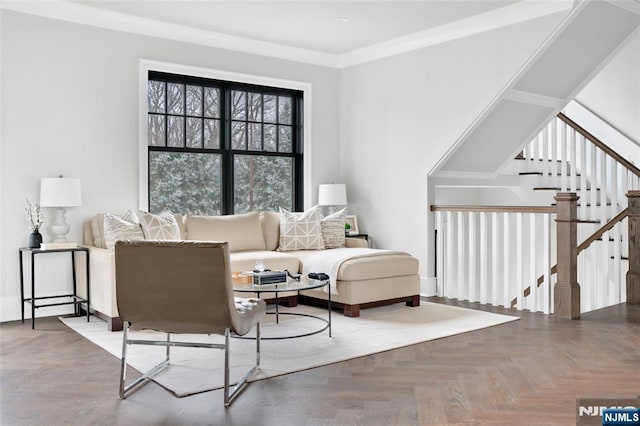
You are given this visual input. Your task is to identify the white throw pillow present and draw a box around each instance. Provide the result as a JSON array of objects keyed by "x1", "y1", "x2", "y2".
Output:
[
  {"x1": 278, "y1": 205, "x2": 325, "y2": 251},
  {"x1": 103, "y1": 212, "x2": 144, "y2": 249},
  {"x1": 137, "y1": 210, "x2": 181, "y2": 240}
]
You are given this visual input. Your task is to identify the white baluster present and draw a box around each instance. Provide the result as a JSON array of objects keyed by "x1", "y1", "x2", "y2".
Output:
[
  {"x1": 457, "y1": 211, "x2": 466, "y2": 301},
  {"x1": 612, "y1": 161, "x2": 619, "y2": 216},
  {"x1": 503, "y1": 213, "x2": 511, "y2": 308},
  {"x1": 560, "y1": 120, "x2": 567, "y2": 191},
  {"x1": 491, "y1": 212, "x2": 500, "y2": 307},
  {"x1": 529, "y1": 213, "x2": 537, "y2": 313},
  {"x1": 550, "y1": 119, "x2": 558, "y2": 188},
  {"x1": 592, "y1": 241, "x2": 599, "y2": 311},
  {"x1": 542, "y1": 214, "x2": 551, "y2": 314},
  {"x1": 516, "y1": 213, "x2": 524, "y2": 311},
  {"x1": 436, "y1": 211, "x2": 444, "y2": 297},
  {"x1": 569, "y1": 128, "x2": 577, "y2": 192},
  {"x1": 612, "y1": 220, "x2": 621, "y2": 304},
  {"x1": 468, "y1": 212, "x2": 477, "y2": 303},
  {"x1": 580, "y1": 134, "x2": 588, "y2": 219},
  {"x1": 480, "y1": 212, "x2": 488, "y2": 304},
  {"x1": 543, "y1": 126, "x2": 550, "y2": 187},
  {"x1": 589, "y1": 143, "x2": 597, "y2": 221},
  {"x1": 446, "y1": 211, "x2": 455, "y2": 299},
  {"x1": 599, "y1": 150, "x2": 607, "y2": 225},
  {"x1": 603, "y1": 228, "x2": 611, "y2": 308}
]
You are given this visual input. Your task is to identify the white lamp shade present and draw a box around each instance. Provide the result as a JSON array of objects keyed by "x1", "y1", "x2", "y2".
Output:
[
  {"x1": 40, "y1": 177, "x2": 82, "y2": 207},
  {"x1": 318, "y1": 184, "x2": 347, "y2": 206}
]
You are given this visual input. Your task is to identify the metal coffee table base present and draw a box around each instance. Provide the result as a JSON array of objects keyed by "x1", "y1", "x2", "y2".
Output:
[{"x1": 233, "y1": 278, "x2": 331, "y2": 340}]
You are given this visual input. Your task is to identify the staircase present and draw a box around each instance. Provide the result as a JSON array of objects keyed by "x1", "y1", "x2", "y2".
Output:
[
  {"x1": 432, "y1": 111, "x2": 639, "y2": 315},
  {"x1": 428, "y1": 1, "x2": 639, "y2": 316},
  {"x1": 516, "y1": 112, "x2": 638, "y2": 312}
]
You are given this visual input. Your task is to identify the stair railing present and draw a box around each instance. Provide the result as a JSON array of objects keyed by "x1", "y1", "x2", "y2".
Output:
[
  {"x1": 431, "y1": 205, "x2": 556, "y2": 314},
  {"x1": 512, "y1": 207, "x2": 629, "y2": 312},
  {"x1": 521, "y1": 113, "x2": 640, "y2": 222}
]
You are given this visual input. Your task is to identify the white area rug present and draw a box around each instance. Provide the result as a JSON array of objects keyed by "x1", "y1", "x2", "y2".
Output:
[{"x1": 60, "y1": 302, "x2": 518, "y2": 397}]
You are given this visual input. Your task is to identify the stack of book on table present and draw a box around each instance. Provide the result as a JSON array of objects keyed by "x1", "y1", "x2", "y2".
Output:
[{"x1": 39, "y1": 242, "x2": 78, "y2": 250}]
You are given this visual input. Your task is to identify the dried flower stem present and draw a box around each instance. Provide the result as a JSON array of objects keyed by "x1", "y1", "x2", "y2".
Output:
[{"x1": 25, "y1": 198, "x2": 44, "y2": 231}]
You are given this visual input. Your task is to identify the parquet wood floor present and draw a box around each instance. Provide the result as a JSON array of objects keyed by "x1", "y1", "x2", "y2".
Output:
[{"x1": 1, "y1": 298, "x2": 638, "y2": 425}]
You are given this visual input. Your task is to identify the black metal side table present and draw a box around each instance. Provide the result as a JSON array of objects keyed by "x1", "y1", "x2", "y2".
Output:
[{"x1": 19, "y1": 247, "x2": 90, "y2": 329}]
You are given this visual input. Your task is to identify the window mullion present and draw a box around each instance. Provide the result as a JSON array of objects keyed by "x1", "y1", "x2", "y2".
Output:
[{"x1": 222, "y1": 85, "x2": 234, "y2": 215}]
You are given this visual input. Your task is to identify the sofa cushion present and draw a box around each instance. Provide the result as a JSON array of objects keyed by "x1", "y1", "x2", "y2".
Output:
[
  {"x1": 91, "y1": 214, "x2": 106, "y2": 248},
  {"x1": 278, "y1": 206, "x2": 324, "y2": 251},
  {"x1": 321, "y1": 208, "x2": 346, "y2": 249},
  {"x1": 174, "y1": 213, "x2": 186, "y2": 239},
  {"x1": 137, "y1": 210, "x2": 180, "y2": 240},
  {"x1": 338, "y1": 254, "x2": 419, "y2": 281},
  {"x1": 230, "y1": 250, "x2": 300, "y2": 274},
  {"x1": 103, "y1": 212, "x2": 144, "y2": 249},
  {"x1": 291, "y1": 250, "x2": 418, "y2": 281},
  {"x1": 260, "y1": 211, "x2": 281, "y2": 251},
  {"x1": 186, "y1": 212, "x2": 266, "y2": 252}
]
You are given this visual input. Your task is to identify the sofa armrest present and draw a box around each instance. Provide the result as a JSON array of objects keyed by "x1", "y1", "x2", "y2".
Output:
[
  {"x1": 345, "y1": 237, "x2": 368, "y2": 248},
  {"x1": 76, "y1": 246, "x2": 119, "y2": 319}
]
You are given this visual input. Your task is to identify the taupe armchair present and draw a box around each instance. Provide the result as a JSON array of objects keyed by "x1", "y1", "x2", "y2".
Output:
[{"x1": 115, "y1": 240, "x2": 266, "y2": 406}]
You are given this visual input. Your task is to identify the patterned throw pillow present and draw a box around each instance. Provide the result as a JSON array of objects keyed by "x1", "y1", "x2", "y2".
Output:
[
  {"x1": 321, "y1": 208, "x2": 347, "y2": 249},
  {"x1": 103, "y1": 212, "x2": 144, "y2": 249},
  {"x1": 137, "y1": 210, "x2": 181, "y2": 240},
  {"x1": 278, "y1": 206, "x2": 325, "y2": 251}
]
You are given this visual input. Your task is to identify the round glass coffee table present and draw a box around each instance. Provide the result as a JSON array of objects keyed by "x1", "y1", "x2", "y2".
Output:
[{"x1": 233, "y1": 276, "x2": 331, "y2": 340}]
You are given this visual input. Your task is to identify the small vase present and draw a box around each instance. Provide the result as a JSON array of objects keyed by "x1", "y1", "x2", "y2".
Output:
[{"x1": 28, "y1": 230, "x2": 42, "y2": 249}]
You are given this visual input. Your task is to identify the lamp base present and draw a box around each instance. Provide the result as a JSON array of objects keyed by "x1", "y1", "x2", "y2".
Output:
[{"x1": 50, "y1": 207, "x2": 71, "y2": 243}]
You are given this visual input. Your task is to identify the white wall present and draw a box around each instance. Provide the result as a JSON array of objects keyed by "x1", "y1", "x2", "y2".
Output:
[
  {"x1": 576, "y1": 31, "x2": 640, "y2": 145},
  {"x1": 339, "y1": 13, "x2": 568, "y2": 294},
  {"x1": 0, "y1": 11, "x2": 340, "y2": 322}
]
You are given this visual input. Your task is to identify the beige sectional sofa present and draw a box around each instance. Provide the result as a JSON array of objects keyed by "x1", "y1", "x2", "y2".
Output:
[{"x1": 80, "y1": 211, "x2": 420, "y2": 331}]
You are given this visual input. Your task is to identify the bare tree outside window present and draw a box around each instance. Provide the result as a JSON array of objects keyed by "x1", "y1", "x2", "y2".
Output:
[{"x1": 147, "y1": 73, "x2": 302, "y2": 215}]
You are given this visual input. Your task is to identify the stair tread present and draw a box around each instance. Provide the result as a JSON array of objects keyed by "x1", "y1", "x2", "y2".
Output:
[
  {"x1": 533, "y1": 187, "x2": 599, "y2": 191},
  {"x1": 551, "y1": 203, "x2": 612, "y2": 206},
  {"x1": 519, "y1": 172, "x2": 582, "y2": 177}
]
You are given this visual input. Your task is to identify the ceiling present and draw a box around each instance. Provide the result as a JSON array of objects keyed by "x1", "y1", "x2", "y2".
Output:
[
  {"x1": 3, "y1": 0, "x2": 575, "y2": 67},
  {"x1": 75, "y1": 0, "x2": 521, "y2": 54}
]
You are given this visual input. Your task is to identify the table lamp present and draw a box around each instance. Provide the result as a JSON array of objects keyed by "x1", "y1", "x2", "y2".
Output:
[
  {"x1": 318, "y1": 184, "x2": 347, "y2": 215},
  {"x1": 40, "y1": 176, "x2": 82, "y2": 242}
]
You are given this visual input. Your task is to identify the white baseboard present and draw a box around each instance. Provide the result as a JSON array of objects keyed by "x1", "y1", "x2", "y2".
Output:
[{"x1": 420, "y1": 276, "x2": 437, "y2": 297}]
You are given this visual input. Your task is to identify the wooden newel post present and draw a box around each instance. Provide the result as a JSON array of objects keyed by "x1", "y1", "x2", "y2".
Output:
[
  {"x1": 554, "y1": 192, "x2": 580, "y2": 319},
  {"x1": 627, "y1": 190, "x2": 640, "y2": 304}
]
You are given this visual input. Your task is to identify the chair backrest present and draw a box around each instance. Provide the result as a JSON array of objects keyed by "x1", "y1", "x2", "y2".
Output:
[{"x1": 115, "y1": 240, "x2": 236, "y2": 334}]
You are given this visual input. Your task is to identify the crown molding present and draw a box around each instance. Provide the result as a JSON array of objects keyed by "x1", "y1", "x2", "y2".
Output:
[
  {"x1": 2, "y1": 0, "x2": 574, "y2": 69},
  {"x1": 0, "y1": 0, "x2": 341, "y2": 68},
  {"x1": 339, "y1": 0, "x2": 574, "y2": 68}
]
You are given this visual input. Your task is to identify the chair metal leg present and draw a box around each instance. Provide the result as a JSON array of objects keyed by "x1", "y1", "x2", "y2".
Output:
[
  {"x1": 224, "y1": 322, "x2": 262, "y2": 407},
  {"x1": 119, "y1": 323, "x2": 170, "y2": 399},
  {"x1": 256, "y1": 322, "x2": 261, "y2": 366},
  {"x1": 224, "y1": 328, "x2": 230, "y2": 406},
  {"x1": 166, "y1": 333, "x2": 171, "y2": 361},
  {"x1": 118, "y1": 323, "x2": 262, "y2": 406},
  {"x1": 119, "y1": 324, "x2": 129, "y2": 398}
]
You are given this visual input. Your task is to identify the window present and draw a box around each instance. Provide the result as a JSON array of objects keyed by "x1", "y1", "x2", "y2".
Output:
[{"x1": 147, "y1": 71, "x2": 303, "y2": 215}]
